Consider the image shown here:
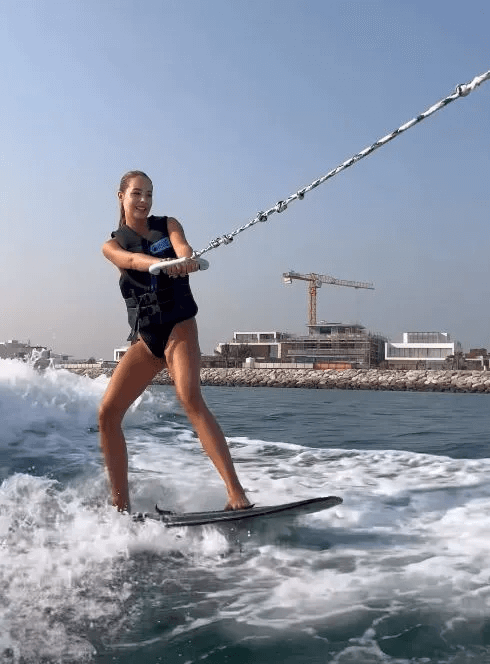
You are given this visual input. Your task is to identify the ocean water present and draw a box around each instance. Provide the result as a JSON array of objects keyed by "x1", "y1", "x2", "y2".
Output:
[{"x1": 1, "y1": 359, "x2": 490, "y2": 664}]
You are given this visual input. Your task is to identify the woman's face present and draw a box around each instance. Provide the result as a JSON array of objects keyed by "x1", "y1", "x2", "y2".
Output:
[{"x1": 119, "y1": 175, "x2": 153, "y2": 223}]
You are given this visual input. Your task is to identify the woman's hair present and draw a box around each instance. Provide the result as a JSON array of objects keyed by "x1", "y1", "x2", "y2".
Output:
[{"x1": 118, "y1": 170, "x2": 152, "y2": 227}]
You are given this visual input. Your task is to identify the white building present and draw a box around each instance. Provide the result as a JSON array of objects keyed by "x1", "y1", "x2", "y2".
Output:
[
  {"x1": 114, "y1": 346, "x2": 130, "y2": 361},
  {"x1": 385, "y1": 332, "x2": 462, "y2": 369},
  {"x1": 216, "y1": 332, "x2": 288, "y2": 361}
]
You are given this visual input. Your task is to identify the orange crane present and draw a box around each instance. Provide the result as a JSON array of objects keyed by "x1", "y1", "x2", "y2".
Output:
[{"x1": 282, "y1": 271, "x2": 374, "y2": 327}]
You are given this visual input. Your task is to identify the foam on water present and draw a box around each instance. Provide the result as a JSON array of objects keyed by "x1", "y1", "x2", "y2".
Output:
[
  {"x1": 0, "y1": 473, "x2": 235, "y2": 662},
  {"x1": 1, "y1": 358, "x2": 490, "y2": 663}
]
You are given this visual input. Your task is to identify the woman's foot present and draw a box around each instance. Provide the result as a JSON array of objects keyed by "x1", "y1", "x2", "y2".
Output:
[
  {"x1": 112, "y1": 493, "x2": 130, "y2": 513},
  {"x1": 224, "y1": 492, "x2": 253, "y2": 511}
]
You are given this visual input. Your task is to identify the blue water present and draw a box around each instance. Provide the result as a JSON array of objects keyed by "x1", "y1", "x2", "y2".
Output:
[{"x1": 1, "y1": 358, "x2": 490, "y2": 663}]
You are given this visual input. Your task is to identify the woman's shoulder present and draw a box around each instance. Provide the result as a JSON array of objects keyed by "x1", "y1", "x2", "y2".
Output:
[{"x1": 166, "y1": 216, "x2": 184, "y2": 232}]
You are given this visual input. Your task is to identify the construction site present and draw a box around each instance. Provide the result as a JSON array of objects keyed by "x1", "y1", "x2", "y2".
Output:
[{"x1": 214, "y1": 270, "x2": 386, "y2": 369}]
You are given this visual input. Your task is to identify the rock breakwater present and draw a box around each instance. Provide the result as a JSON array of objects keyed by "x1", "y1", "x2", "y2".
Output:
[{"x1": 67, "y1": 367, "x2": 490, "y2": 393}]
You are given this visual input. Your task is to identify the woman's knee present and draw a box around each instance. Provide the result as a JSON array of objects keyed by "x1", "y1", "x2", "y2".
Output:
[
  {"x1": 98, "y1": 399, "x2": 125, "y2": 431},
  {"x1": 175, "y1": 386, "x2": 204, "y2": 415}
]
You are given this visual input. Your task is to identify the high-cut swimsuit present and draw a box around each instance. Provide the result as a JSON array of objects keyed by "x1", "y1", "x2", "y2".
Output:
[{"x1": 111, "y1": 215, "x2": 198, "y2": 358}]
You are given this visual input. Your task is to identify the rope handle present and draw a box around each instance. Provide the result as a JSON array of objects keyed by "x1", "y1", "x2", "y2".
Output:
[{"x1": 149, "y1": 255, "x2": 210, "y2": 275}]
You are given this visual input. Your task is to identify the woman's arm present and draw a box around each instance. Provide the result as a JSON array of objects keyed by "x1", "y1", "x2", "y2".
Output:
[
  {"x1": 102, "y1": 238, "x2": 162, "y2": 272},
  {"x1": 166, "y1": 217, "x2": 199, "y2": 276}
]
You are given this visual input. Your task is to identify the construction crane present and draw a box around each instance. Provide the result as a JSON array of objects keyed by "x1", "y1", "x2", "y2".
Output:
[{"x1": 282, "y1": 271, "x2": 374, "y2": 327}]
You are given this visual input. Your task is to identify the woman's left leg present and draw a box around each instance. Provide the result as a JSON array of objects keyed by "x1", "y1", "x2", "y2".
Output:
[{"x1": 165, "y1": 317, "x2": 251, "y2": 510}]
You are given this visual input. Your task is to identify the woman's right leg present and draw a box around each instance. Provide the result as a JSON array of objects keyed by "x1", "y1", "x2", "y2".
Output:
[
  {"x1": 98, "y1": 339, "x2": 165, "y2": 511},
  {"x1": 165, "y1": 318, "x2": 251, "y2": 510}
]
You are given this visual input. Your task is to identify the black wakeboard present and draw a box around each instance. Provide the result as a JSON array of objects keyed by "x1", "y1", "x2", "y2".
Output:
[{"x1": 132, "y1": 495, "x2": 342, "y2": 528}]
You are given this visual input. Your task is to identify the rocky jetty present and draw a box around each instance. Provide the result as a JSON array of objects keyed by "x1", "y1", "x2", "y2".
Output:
[{"x1": 66, "y1": 367, "x2": 490, "y2": 393}]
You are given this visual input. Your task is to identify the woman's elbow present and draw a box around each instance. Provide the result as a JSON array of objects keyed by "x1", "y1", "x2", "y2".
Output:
[{"x1": 102, "y1": 242, "x2": 119, "y2": 266}]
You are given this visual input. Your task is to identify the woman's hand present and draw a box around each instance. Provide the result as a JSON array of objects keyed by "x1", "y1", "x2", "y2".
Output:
[{"x1": 164, "y1": 257, "x2": 200, "y2": 278}]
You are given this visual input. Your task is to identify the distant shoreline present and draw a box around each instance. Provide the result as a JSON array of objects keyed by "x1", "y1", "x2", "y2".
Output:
[{"x1": 65, "y1": 367, "x2": 490, "y2": 393}]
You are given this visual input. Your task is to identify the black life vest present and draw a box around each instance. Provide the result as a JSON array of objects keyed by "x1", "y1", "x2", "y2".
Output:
[{"x1": 111, "y1": 215, "x2": 198, "y2": 340}]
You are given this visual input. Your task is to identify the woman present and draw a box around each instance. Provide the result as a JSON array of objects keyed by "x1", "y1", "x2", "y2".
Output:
[{"x1": 99, "y1": 170, "x2": 251, "y2": 513}]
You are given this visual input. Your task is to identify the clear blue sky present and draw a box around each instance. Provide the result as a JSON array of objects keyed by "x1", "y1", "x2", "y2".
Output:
[{"x1": 1, "y1": 0, "x2": 489, "y2": 359}]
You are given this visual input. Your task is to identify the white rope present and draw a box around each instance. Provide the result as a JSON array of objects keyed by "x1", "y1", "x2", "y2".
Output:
[{"x1": 193, "y1": 69, "x2": 490, "y2": 259}]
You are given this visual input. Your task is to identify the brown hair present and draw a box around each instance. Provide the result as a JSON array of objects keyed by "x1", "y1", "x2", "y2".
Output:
[{"x1": 118, "y1": 170, "x2": 152, "y2": 227}]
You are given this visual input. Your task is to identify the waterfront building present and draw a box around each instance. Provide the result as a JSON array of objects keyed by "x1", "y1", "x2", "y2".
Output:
[
  {"x1": 114, "y1": 346, "x2": 129, "y2": 361},
  {"x1": 465, "y1": 348, "x2": 489, "y2": 370},
  {"x1": 384, "y1": 332, "x2": 462, "y2": 370},
  {"x1": 215, "y1": 324, "x2": 386, "y2": 369},
  {"x1": 0, "y1": 339, "x2": 46, "y2": 360},
  {"x1": 0, "y1": 339, "x2": 70, "y2": 366},
  {"x1": 216, "y1": 331, "x2": 289, "y2": 362}
]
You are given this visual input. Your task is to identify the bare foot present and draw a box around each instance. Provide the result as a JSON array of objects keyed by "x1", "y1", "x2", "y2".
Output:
[
  {"x1": 224, "y1": 494, "x2": 254, "y2": 511},
  {"x1": 112, "y1": 495, "x2": 130, "y2": 513}
]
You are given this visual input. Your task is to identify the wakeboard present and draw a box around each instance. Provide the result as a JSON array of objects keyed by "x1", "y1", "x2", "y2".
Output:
[{"x1": 132, "y1": 495, "x2": 342, "y2": 528}]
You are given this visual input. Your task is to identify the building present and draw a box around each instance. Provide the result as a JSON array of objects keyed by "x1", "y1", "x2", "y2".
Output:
[
  {"x1": 0, "y1": 339, "x2": 70, "y2": 366},
  {"x1": 215, "y1": 323, "x2": 386, "y2": 369},
  {"x1": 216, "y1": 331, "x2": 290, "y2": 362},
  {"x1": 114, "y1": 346, "x2": 129, "y2": 362},
  {"x1": 0, "y1": 339, "x2": 46, "y2": 360},
  {"x1": 384, "y1": 332, "x2": 462, "y2": 370},
  {"x1": 465, "y1": 348, "x2": 489, "y2": 370},
  {"x1": 296, "y1": 323, "x2": 386, "y2": 368}
]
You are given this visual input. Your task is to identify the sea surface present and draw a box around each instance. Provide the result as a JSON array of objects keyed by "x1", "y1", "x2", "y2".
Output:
[{"x1": 1, "y1": 358, "x2": 490, "y2": 664}]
